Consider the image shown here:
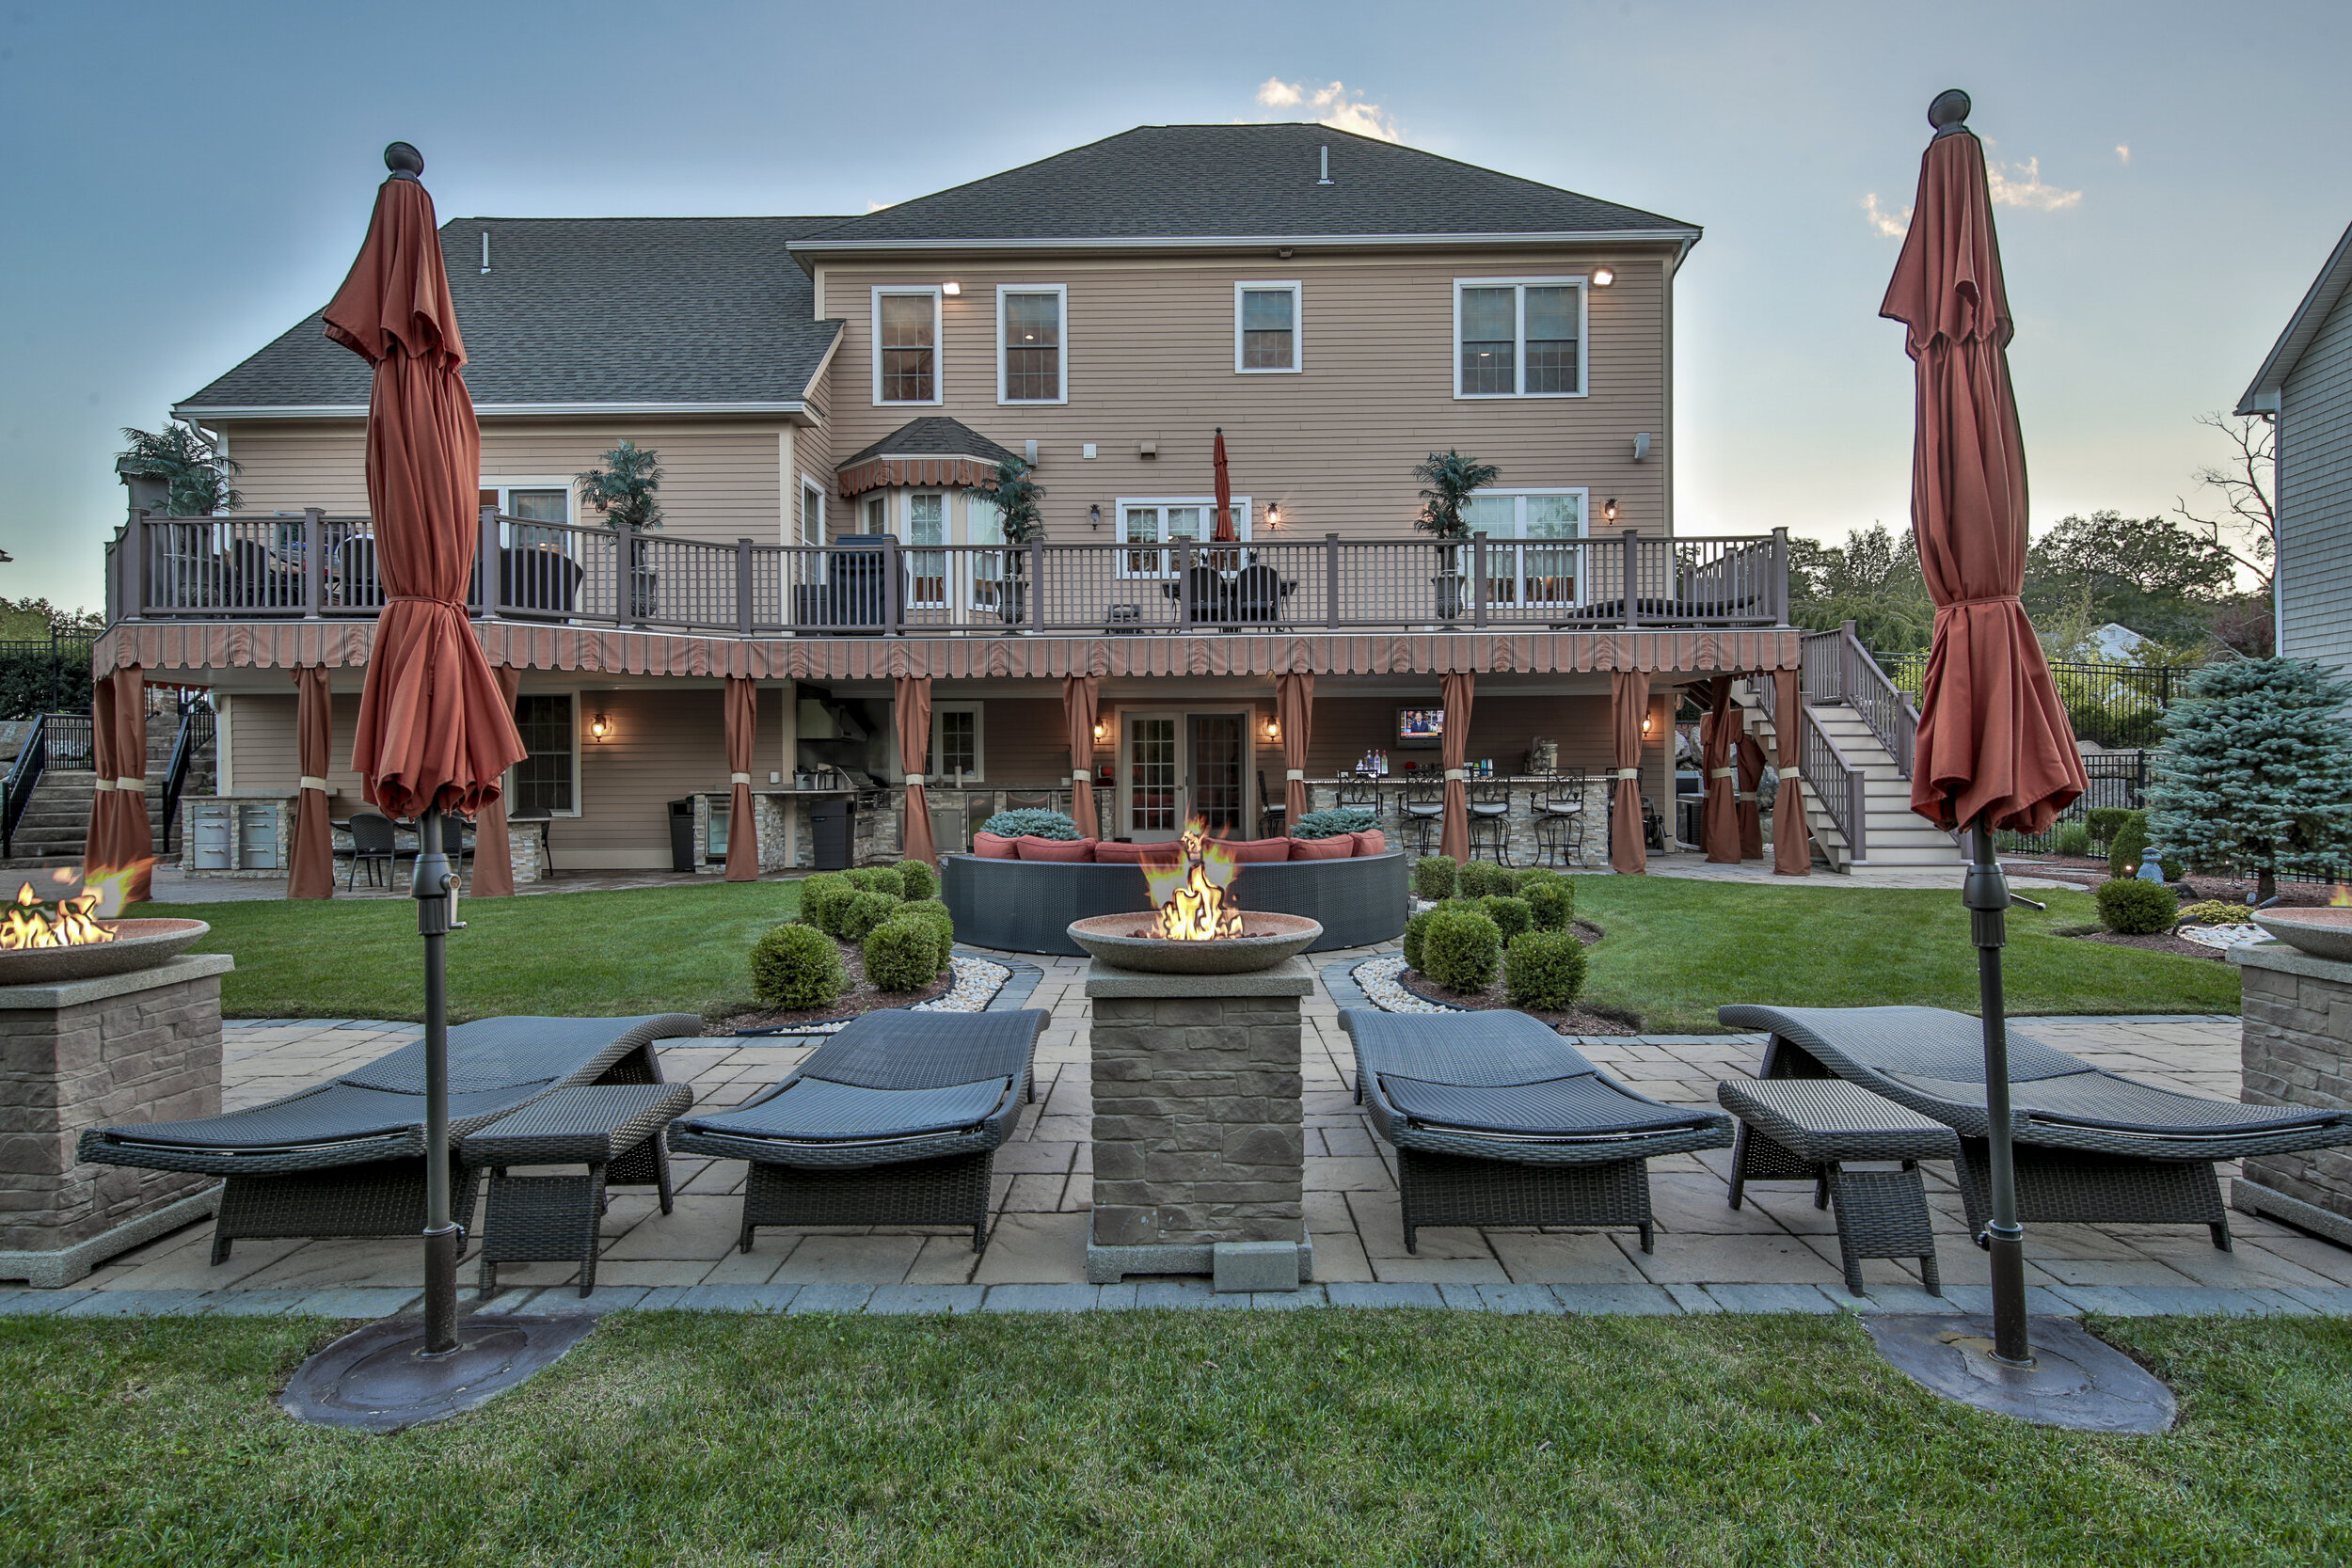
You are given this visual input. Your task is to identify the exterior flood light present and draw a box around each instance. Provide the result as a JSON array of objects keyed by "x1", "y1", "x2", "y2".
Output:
[
  {"x1": 942, "y1": 281, "x2": 961, "y2": 295},
  {"x1": 1592, "y1": 267, "x2": 1615, "y2": 287}
]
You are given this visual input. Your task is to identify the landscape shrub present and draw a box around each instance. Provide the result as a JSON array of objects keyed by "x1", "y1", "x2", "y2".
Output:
[
  {"x1": 847, "y1": 866, "x2": 907, "y2": 900},
  {"x1": 2105, "y1": 812, "x2": 2152, "y2": 877},
  {"x1": 896, "y1": 898, "x2": 957, "y2": 973},
  {"x1": 1421, "y1": 906, "x2": 1502, "y2": 992},
  {"x1": 1513, "y1": 866, "x2": 1563, "y2": 893},
  {"x1": 1412, "y1": 856, "x2": 1459, "y2": 901},
  {"x1": 981, "y1": 808, "x2": 1078, "y2": 841},
  {"x1": 1458, "y1": 860, "x2": 1515, "y2": 899},
  {"x1": 1402, "y1": 909, "x2": 1434, "y2": 970},
  {"x1": 1523, "y1": 879, "x2": 1573, "y2": 932},
  {"x1": 2175, "y1": 899, "x2": 2253, "y2": 926},
  {"x1": 797, "y1": 872, "x2": 850, "y2": 932},
  {"x1": 2095, "y1": 877, "x2": 2176, "y2": 936},
  {"x1": 1482, "y1": 895, "x2": 1533, "y2": 945},
  {"x1": 1504, "y1": 928, "x2": 1589, "y2": 1011},
  {"x1": 894, "y1": 860, "x2": 938, "y2": 902},
  {"x1": 1294, "y1": 807, "x2": 1378, "y2": 840},
  {"x1": 2053, "y1": 822, "x2": 2091, "y2": 858},
  {"x1": 749, "y1": 923, "x2": 848, "y2": 1011},
  {"x1": 862, "y1": 918, "x2": 939, "y2": 993},
  {"x1": 2084, "y1": 808, "x2": 2137, "y2": 847},
  {"x1": 834, "y1": 890, "x2": 903, "y2": 943}
]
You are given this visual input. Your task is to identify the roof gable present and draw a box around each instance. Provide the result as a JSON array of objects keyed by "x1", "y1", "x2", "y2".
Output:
[{"x1": 2239, "y1": 215, "x2": 2352, "y2": 415}]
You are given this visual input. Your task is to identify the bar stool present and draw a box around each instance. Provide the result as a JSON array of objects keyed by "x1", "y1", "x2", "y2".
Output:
[
  {"x1": 1335, "y1": 777, "x2": 1382, "y2": 823},
  {"x1": 1531, "y1": 769, "x2": 1586, "y2": 868},
  {"x1": 1402, "y1": 780, "x2": 1444, "y2": 855},
  {"x1": 1469, "y1": 781, "x2": 1514, "y2": 865},
  {"x1": 1258, "y1": 769, "x2": 1287, "y2": 839}
]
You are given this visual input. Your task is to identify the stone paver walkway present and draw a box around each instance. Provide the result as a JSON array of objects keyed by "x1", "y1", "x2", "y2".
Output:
[{"x1": 39, "y1": 942, "x2": 2351, "y2": 1320}]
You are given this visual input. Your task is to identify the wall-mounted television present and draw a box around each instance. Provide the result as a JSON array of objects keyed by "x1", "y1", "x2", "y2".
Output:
[{"x1": 1395, "y1": 706, "x2": 1444, "y2": 748}]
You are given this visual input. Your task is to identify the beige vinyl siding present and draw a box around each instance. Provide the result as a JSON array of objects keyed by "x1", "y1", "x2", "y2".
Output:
[
  {"x1": 216, "y1": 420, "x2": 794, "y2": 546},
  {"x1": 953, "y1": 697, "x2": 1073, "y2": 784},
  {"x1": 226, "y1": 693, "x2": 371, "y2": 798},
  {"x1": 548, "y1": 685, "x2": 786, "y2": 863},
  {"x1": 819, "y1": 248, "x2": 1674, "y2": 540}
]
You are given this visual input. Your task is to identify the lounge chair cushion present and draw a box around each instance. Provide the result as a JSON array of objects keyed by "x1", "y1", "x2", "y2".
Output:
[
  {"x1": 1378, "y1": 1073, "x2": 1724, "y2": 1139},
  {"x1": 680, "y1": 1076, "x2": 1012, "y2": 1144}
]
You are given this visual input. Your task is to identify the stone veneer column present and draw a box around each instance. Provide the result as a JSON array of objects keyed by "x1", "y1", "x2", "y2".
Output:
[
  {"x1": 1086, "y1": 956, "x2": 1312, "y2": 1288},
  {"x1": 2232, "y1": 941, "x2": 2352, "y2": 1246},
  {"x1": 0, "y1": 954, "x2": 232, "y2": 1288}
]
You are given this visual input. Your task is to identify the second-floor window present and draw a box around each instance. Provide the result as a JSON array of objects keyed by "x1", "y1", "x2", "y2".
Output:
[
  {"x1": 1455, "y1": 279, "x2": 1584, "y2": 398},
  {"x1": 1235, "y1": 282, "x2": 1301, "y2": 372},
  {"x1": 874, "y1": 287, "x2": 941, "y2": 404},
  {"x1": 998, "y1": 286, "x2": 1065, "y2": 404}
]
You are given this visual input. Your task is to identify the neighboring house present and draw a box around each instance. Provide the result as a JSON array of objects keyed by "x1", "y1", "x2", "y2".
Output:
[
  {"x1": 2088, "y1": 622, "x2": 2147, "y2": 662},
  {"x1": 97, "y1": 123, "x2": 1851, "y2": 876},
  {"x1": 2238, "y1": 215, "x2": 2352, "y2": 683}
]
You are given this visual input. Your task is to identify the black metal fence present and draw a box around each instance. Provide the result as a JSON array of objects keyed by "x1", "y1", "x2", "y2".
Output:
[
  {"x1": 1990, "y1": 753, "x2": 2150, "y2": 855},
  {"x1": 0, "y1": 632, "x2": 96, "y2": 720},
  {"x1": 1874, "y1": 652, "x2": 2181, "y2": 751}
]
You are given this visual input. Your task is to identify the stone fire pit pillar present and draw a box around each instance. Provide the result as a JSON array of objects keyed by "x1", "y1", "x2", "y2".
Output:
[
  {"x1": 2232, "y1": 941, "x2": 2352, "y2": 1246},
  {"x1": 1086, "y1": 956, "x2": 1312, "y2": 1288},
  {"x1": 0, "y1": 955, "x2": 232, "y2": 1288}
]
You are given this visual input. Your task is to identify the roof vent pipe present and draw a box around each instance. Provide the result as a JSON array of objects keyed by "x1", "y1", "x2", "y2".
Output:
[
  {"x1": 1317, "y1": 145, "x2": 1332, "y2": 185},
  {"x1": 480, "y1": 231, "x2": 490, "y2": 275}
]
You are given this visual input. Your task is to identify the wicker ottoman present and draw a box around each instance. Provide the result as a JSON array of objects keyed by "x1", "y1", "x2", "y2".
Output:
[
  {"x1": 461, "y1": 1083, "x2": 695, "y2": 1297},
  {"x1": 1716, "y1": 1078, "x2": 1961, "y2": 1296}
]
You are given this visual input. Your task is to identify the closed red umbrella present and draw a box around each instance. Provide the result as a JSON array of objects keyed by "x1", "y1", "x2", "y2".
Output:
[
  {"x1": 1212, "y1": 427, "x2": 1236, "y2": 543},
  {"x1": 84, "y1": 667, "x2": 152, "y2": 904},
  {"x1": 1882, "y1": 91, "x2": 2089, "y2": 1369}
]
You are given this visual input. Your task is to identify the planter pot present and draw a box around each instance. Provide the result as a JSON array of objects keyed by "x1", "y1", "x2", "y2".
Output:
[{"x1": 1433, "y1": 572, "x2": 1467, "y2": 621}]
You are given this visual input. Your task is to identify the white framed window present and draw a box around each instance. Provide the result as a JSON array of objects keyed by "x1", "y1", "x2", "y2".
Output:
[
  {"x1": 1454, "y1": 278, "x2": 1586, "y2": 398},
  {"x1": 996, "y1": 284, "x2": 1066, "y2": 404},
  {"x1": 1234, "y1": 281, "x2": 1302, "y2": 373},
  {"x1": 1115, "y1": 495, "x2": 1251, "y2": 578},
  {"x1": 1461, "y1": 488, "x2": 1588, "y2": 607},
  {"x1": 508, "y1": 689, "x2": 582, "y2": 817},
  {"x1": 796, "y1": 476, "x2": 826, "y2": 547},
  {"x1": 872, "y1": 286, "x2": 943, "y2": 405},
  {"x1": 478, "y1": 477, "x2": 577, "y2": 549},
  {"x1": 931, "y1": 702, "x2": 984, "y2": 783},
  {"x1": 903, "y1": 492, "x2": 948, "y2": 608}
]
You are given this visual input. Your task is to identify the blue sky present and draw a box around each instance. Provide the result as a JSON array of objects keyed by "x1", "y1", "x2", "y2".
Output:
[{"x1": 3, "y1": 0, "x2": 2346, "y2": 608}]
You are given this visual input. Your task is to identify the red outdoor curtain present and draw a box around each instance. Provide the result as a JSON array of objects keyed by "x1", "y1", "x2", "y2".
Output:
[
  {"x1": 1772, "y1": 667, "x2": 1810, "y2": 876},
  {"x1": 1063, "y1": 674, "x2": 1100, "y2": 840},
  {"x1": 1212, "y1": 428, "x2": 1236, "y2": 543},
  {"x1": 85, "y1": 666, "x2": 152, "y2": 902},
  {"x1": 1277, "y1": 671, "x2": 1314, "y2": 827},
  {"x1": 1609, "y1": 670, "x2": 1649, "y2": 875},
  {"x1": 1438, "y1": 672, "x2": 1473, "y2": 863},
  {"x1": 1701, "y1": 677, "x2": 1739, "y2": 863},
  {"x1": 1736, "y1": 716, "x2": 1767, "y2": 862},
  {"x1": 724, "y1": 676, "x2": 759, "y2": 881},
  {"x1": 469, "y1": 664, "x2": 520, "y2": 896},
  {"x1": 286, "y1": 667, "x2": 336, "y2": 898},
  {"x1": 1883, "y1": 123, "x2": 2086, "y2": 834},
  {"x1": 897, "y1": 675, "x2": 936, "y2": 866},
  {"x1": 326, "y1": 162, "x2": 523, "y2": 820}
]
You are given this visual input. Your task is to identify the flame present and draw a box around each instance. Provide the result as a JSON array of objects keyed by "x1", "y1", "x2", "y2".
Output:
[
  {"x1": 2331, "y1": 883, "x2": 2352, "y2": 910},
  {"x1": 0, "y1": 880, "x2": 117, "y2": 949},
  {"x1": 80, "y1": 862, "x2": 153, "y2": 918},
  {"x1": 1146, "y1": 822, "x2": 1245, "y2": 941}
]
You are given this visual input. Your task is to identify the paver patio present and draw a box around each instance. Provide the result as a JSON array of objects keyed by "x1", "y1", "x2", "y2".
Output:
[{"x1": 51, "y1": 941, "x2": 2351, "y2": 1318}]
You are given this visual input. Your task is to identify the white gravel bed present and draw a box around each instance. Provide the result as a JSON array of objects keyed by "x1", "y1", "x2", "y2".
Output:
[{"x1": 1351, "y1": 953, "x2": 1464, "y2": 1014}]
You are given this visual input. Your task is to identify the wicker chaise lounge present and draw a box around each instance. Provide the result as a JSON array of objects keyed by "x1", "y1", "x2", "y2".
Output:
[
  {"x1": 666, "y1": 1008, "x2": 1048, "y2": 1253},
  {"x1": 79, "y1": 1013, "x2": 700, "y2": 1263},
  {"x1": 1717, "y1": 1004, "x2": 2352, "y2": 1250},
  {"x1": 1341, "y1": 1009, "x2": 1734, "y2": 1251}
]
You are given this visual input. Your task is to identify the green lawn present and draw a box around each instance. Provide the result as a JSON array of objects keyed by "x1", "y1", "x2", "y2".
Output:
[
  {"x1": 3, "y1": 1311, "x2": 2346, "y2": 1565},
  {"x1": 139, "y1": 874, "x2": 2234, "y2": 1030}
]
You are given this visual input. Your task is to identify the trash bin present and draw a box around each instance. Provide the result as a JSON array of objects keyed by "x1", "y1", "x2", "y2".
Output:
[
  {"x1": 668, "y1": 799, "x2": 696, "y2": 874},
  {"x1": 809, "y1": 796, "x2": 855, "y2": 871}
]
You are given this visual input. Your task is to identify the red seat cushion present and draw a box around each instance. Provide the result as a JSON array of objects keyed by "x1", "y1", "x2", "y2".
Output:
[
  {"x1": 1289, "y1": 835, "x2": 1354, "y2": 861},
  {"x1": 1352, "y1": 829, "x2": 1388, "y2": 856},
  {"x1": 1017, "y1": 836, "x2": 1098, "y2": 863},
  {"x1": 1094, "y1": 840, "x2": 1177, "y2": 864},
  {"x1": 973, "y1": 832, "x2": 1019, "y2": 859},
  {"x1": 1219, "y1": 837, "x2": 1293, "y2": 863}
]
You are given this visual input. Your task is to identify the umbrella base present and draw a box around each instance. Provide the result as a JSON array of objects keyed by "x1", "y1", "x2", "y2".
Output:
[
  {"x1": 1863, "y1": 1314, "x2": 2174, "y2": 1432},
  {"x1": 279, "y1": 1313, "x2": 596, "y2": 1433}
]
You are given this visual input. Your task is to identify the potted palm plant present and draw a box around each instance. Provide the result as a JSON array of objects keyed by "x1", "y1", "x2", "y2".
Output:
[
  {"x1": 578, "y1": 440, "x2": 663, "y2": 620},
  {"x1": 1415, "y1": 450, "x2": 1499, "y2": 621},
  {"x1": 963, "y1": 457, "x2": 1046, "y2": 626}
]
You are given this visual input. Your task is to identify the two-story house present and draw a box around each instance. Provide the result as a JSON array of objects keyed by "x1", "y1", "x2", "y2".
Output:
[{"x1": 98, "y1": 123, "x2": 1822, "y2": 882}]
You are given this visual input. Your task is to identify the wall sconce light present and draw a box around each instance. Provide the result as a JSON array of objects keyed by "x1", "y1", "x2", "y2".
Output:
[
  {"x1": 1262, "y1": 715, "x2": 1280, "y2": 742},
  {"x1": 1089, "y1": 504, "x2": 1102, "y2": 531},
  {"x1": 590, "y1": 712, "x2": 610, "y2": 742},
  {"x1": 941, "y1": 281, "x2": 961, "y2": 296},
  {"x1": 1092, "y1": 720, "x2": 1106, "y2": 742},
  {"x1": 1640, "y1": 711, "x2": 1654, "y2": 739},
  {"x1": 1605, "y1": 499, "x2": 1619, "y2": 525},
  {"x1": 1265, "y1": 503, "x2": 1284, "y2": 531},
  {"x1": 1591, "y1": 266, "x2": 1615, "y2": 288}
]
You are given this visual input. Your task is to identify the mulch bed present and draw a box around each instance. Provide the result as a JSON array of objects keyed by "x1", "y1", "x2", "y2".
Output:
[
  {"x1": 1396, "y1": 920, "x2": 1641, "y2": 1036},
  {"x1": 2060, "y1": 927, "x2": 2232, "y2": 962},
  {"x1": 711, "y1": 941, "x2": 951, "y2": 1036},
  {"x1": 2008, "y1": 856, "x2": 2346, "y2": 908}
]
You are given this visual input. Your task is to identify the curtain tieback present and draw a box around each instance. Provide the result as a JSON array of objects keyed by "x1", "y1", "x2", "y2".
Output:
[
  {"x1": 1709, "y1": 767, "x2": 1736, "y2": 780},
  {"x1": 1073, "y1": 770, "x2": 1091, "y2": 784},
  {"x1": 116, "y1": 776, "x2": 145, "y2": 791},
  {"x1": 1615, "y1": 768, "x2": 1640, "y2": 780},
  {"x1": 1941, "y1": 594, "x2": 2023, "y2": 609},
  {"x1": 1284, "y1": 769, "x2": 1304, "y2": 782},
  {"x1": 1443, "y1": 768, "x2": 1467, "y2": 781},
  {"x1": 299, "y1": 775, "x2": 329, "y2": 793},
  {"x1": 729, "y1": 772, "x2": 751, "y2": 785},
  {"x1": 91, "y1": 778, "x2": 111, "y2": 792},
  {"x1": 903, "y1": 773, "x2": 925, "y2": 786}
]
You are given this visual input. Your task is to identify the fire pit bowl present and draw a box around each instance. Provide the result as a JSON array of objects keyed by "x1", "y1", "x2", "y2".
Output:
[
  {"x1": 2253, "y1": 908, "x2": 2352, "y2": 963},
  {"x1": 1068, "y1": 911, "x2": 1323, "y2": 974},
  {"x1": 0, "y1": 918, "x2": 213, "y2": 987}
]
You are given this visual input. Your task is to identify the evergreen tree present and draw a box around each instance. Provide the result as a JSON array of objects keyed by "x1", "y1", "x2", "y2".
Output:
[{"x1": 2146, "y1": 657, "x2": 2352, "y2": 903}]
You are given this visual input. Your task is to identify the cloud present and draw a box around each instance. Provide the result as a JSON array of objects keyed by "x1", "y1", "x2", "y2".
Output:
[
  {"x1": 1862, "y1": 192, "x2": 1912, "y2": 239},
  {"x1": 2115, "y1": 144, "x2": 2131, "y2": 166},
  {"x1": 865, "y1": 199, "x2": 893, "y2": 213},
  {"x1": 1984, "y1": 155, "x2": 2082, "y2": 211},
  {"x1": 1254, "y1": 77, "x2": 1402, "y2": 142}
]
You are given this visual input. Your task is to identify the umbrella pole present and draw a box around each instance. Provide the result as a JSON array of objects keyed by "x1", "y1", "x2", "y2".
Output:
[
  {"x1": 1963, "y1": 817, "x2": 2032, "y2": 1366},
  {"x1": 414, "y1": 807, "x2": 460, "y2": 1354}
]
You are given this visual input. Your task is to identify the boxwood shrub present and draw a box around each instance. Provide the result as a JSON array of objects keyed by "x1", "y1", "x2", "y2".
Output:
[
  {"x1": 847, "y1": 865, "x2": 906, "y2": 899},
  {"x1": 895, "y1": 859, "x2": 938, "y2": 902},
  {"x1": 1512, "y1": 866, "x2": 1563, "y2": 893},
  {"x1": 1421, "y1": 906, "x2": 1502, "y2": 992},
  {"x1": 834, "y1": 889, "x2": 903, "y2": 943},
  {"x1": 896, "y1": 898, "x2": 957, "y2": 974},
  {"x1": 2084, "y1": 808, "x2": 2137, "y2": 847},
  {"x1": 750, "y1": 923, "x2": 848, "y2": 1010},
  {"x1": 2095, "y1": 876, "x2": 2176, "y2": 935},
  {"x1": 982, "y1": 808, "x2": 1078, "y2": 841},
  {"x1": 1412, "y1": 855, "x2": 1459, "y2": 901},
  {"x1": 1294, "y1": 807, "x2": 1378, "y2": 840},
  {"x1": 1482, "y1": 895, "x2": 1533, "y2": 945},
  {"x1": 797, "y1": 872, "x2": 850, "y2": 932},
  {"x1": 1504, "y1": 928, "x2": 1589, "y2": 1011},
  {"x1": 1457, "y1": 860, "x2": 1515, "y2": 899},
  {"x1": 1523, "y1": 879, "x2": 1573, "y2": 932},
  {"x1": 1402, "y1": 909, "x2": 1434, "y2": 971},
  {"x1": 863, "y1": 918, "x2": 940, "y2": 993}
]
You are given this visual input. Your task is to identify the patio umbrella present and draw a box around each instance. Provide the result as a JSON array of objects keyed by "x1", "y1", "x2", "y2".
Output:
[
  {"x1": 285, "y1": 666, "x2": 335, "y2": 898},
  {"x1": 468, "y1": 665, "x2": 521, "y2": 897},
  {"x1": 1883, "y1": 92, "x2": 2088, "y2": 1366},
  {"x1": 1212, "y1": 427, "x2": 1237, "y2": 543},
  {"x1": 723, "y1": 676, "x2": 759, "y2": 880},
  {"x1": 898, "y1": 675, "x2": 937, "y2": 865},
  {"x1": 1064, "y1": 674, "x2": 1100, "y2": 840},
  {"x1": 85, "y1": 666, "x2": 152, "y2": 903},
  {"x1": 324, "y1": 142, "x2": 525, "y2": 1356},
  {"x1": 1438, "y1": 671, "x2": 1472, "y2": 863},
  {"x1": 1701, "y1": 677, "x2": 1739, "y2": 862}
]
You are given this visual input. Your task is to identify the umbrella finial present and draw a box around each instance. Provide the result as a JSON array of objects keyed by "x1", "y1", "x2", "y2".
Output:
[
  {"x1": 385, "y1": 142, "x2": 425, "y2": 182},
  {"x1": 1928, "y1": 89, "x2": 1971, "y2": 138}
]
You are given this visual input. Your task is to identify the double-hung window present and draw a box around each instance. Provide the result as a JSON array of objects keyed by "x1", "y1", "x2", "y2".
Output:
[
  {"x1": 1454, "y1": 279, "x2": 1584, "y2": 397},
  {"x1": 1234, "y1": 281, "x2": 1301, "y2": 372},
  {"x1": 997, "y1": 285, "x2": 1065, "y2": 404},
  {"x1": 509, "y1": 692, "x2": 579, "y2": 816},
  {"x1": 904, "y1": 493, "x2": 947, "y2": 608},
  {"x1": 874, "y1": 287, "x2": 941, "y2": 404},
  {"x1": 931, "y1": 703, "x2": 983, "y2": 783}
]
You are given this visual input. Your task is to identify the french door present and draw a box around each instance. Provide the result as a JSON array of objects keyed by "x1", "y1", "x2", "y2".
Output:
[
  {"x1": 1463, "y1": 490, "x2": 1587, "y2": 609},
  {"x1": 1120, "y1": 710, "x2": 1249, "y2": 842},
  {"x1": 895, "y1": 492, "x2": 1007, "y2": 619}
]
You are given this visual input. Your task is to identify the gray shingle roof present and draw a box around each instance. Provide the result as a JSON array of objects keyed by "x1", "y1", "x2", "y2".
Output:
[
  {"x1": 836, "y1": 418, "x2": 1019, "y2": 472},
  {"x1": 179, "y1": 217, "x2": 848, "y2": 413},
  {"x1": 793, "y1": 124, "x2": 1697, "y2": 248}
]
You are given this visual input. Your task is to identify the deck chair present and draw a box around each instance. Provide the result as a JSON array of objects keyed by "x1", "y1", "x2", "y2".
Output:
[
  {"x1": 1718, "y1": 1004, "x2": 2352, "y2": 1249},
  {"x1": 1342, "y1": 1009, "x2": 1732, "y2": 1252}
]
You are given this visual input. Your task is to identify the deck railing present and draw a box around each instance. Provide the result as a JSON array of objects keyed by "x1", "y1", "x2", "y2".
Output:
[
  {"x1": 106, "y1": 511, "x2": 1791, "y2": 636},
  {"x1": 1800, "y1": 623, "x2": 1918, "y2": 779}
]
